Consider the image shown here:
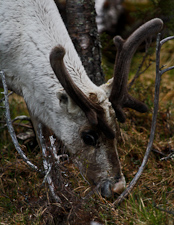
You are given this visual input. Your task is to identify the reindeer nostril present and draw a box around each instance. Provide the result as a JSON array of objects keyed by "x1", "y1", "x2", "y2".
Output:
[
  {"x1": 100, "y1": 176, "x2": 126, "y2": 198},
  {"x1": 100, "y1": 180, "x2": 112, "y2": 198}
]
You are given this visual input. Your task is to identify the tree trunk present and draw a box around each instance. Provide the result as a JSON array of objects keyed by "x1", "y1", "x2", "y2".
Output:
[{"x1": 66, "y1": 0, "x2": 105, "y2": 85}]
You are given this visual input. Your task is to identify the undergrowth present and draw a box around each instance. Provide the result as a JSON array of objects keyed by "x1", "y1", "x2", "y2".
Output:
[{"x1": 1, "y1": 62, "x2": 174, "y2": 225}]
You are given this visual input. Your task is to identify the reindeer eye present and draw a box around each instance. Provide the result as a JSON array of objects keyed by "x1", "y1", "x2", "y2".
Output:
[
  {"x1": 83, "y1": 134, "x2": 96, "y2": 146},
  {"x1": 81, "y1": 131, "x2": 98, "y2": 146}
]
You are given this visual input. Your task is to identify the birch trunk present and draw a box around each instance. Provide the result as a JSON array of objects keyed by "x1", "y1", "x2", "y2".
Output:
[{"x1": 66, "y1": 0, "x2": 105, "y2": 85}]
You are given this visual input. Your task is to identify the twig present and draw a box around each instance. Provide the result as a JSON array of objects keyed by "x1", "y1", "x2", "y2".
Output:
[
  {"x1": 160, "y1": 36, "x2": 174, "y2": 45},
  {"x1": 128, "y1": 49, "x2": 152, "y2": 89},
  {"x1": 49, "y1": 136, "x2": 58, "y2": 160},
  {"x1": 12, "y1": 115, "x2": 31, "y2": 122},
  {"x1": 0, "y1": 91, "x2": 13, "y2": 103},
  {"x1": 113, "y1": 33, "x2": 174, "y2": 206},
  {"x1": 82, "y1": 182, "x2": 102, "y2": 200},
  {"x1": 158, "y1": 35, "x2": 174, "y2": 76},
  {"x1": 160, "y1": 65, "x2": 174, "y2": 75},
  {"x1": 152, "y1": 148, "x2": 166, "y2": 157},
  {"x1": 74, "y1": 159, "x2": 90, "y2": 185},
  {"x1": 49, "y1": 136, "x2": 69, "y2": 163},
  {"x1": 13, "y1": 123, "x2": 33, "y2": 129},
  {"x1": 160, "y1": 152, "x2": 174, "y2": 161},
  {"x1": 42, "y1": 164, "x2": 52, "y2": 185},
  {"x1": 37, "y1": 123, "x2": 62, "y2": 203},
  {"x1": 0, "y1": 70, "x2": 41, "y2": 173},
  {"x1": 153, "y1": 202, "x2": 174, "y2": 216},
  {"x1": 12, "y1": 115, "x2": 32, "y2": 128}
]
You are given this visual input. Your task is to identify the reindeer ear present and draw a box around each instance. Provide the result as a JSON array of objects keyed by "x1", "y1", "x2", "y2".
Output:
[
  {"x1": 100, "y1": 78, "x2": 113, "y2": 98},
  {"x1": 56, "y1": 91, "x2": 80, "y2": 114}
]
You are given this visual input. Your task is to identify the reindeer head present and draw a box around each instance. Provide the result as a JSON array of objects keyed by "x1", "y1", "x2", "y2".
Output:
[{"x1": 49, "y1": 18, "x2": 163, "y2": 197}]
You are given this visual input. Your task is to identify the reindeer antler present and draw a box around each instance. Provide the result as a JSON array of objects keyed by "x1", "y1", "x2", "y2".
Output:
[
  {"x1": 109, "y1": 18, "x2": 163, "y2": 123},
  {"x1": 50, "y1": 46, "x2": 115, "y2": 139}
]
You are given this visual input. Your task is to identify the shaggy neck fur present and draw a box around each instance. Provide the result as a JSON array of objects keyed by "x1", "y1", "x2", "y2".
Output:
[{"x1": 0, "y1": 0, "x2": 106, "y2": 139}]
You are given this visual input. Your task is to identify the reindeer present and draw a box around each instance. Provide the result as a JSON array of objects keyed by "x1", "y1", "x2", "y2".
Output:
[{"x1": 0, "y1": 0, "x2": 163, "y2": 197}]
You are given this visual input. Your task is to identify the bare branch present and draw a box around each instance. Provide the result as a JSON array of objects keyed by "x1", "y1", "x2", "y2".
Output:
[
  {"x1": 49, "y1": 135, "x2": 69, "y2": 163},
  {"x1": 160, "y1": 36, "x2": 174, "y2": 46},
  {"x1": 37, "y1": 123, "x2": 62, "y2": 203},
  {"x1": 1, "y1": 70, "x2": 65, "y2": 203},
  {"x1": 0, "y1": 91, "x2": 13, "y2": 103},
  {"x1": 13, "y1": 123, "x2": 33, "y2": 129},
  {"x1": 160, "y1": 152, "x2": 174, "y2": 161},
  {"x1": 0, "y1": 70, "x2": 41, "y2": 173},
  {"x1": 12, "y1": 115, "x2": 31, "y2": 123},
  {"x1": 160, "y1": 36, "x2": 174, "y2": 76},
  {"x1": 161, "y1": 65, "x2": 174, "y2": 75}
]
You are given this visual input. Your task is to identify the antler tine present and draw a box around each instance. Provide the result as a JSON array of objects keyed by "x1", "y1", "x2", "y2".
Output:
[
  {"x1": 50, "y1": 46, "x2": 115, "y2": 139},
  {"x1": 109, "y1": 18, "x2": 163, "y2": 123}
]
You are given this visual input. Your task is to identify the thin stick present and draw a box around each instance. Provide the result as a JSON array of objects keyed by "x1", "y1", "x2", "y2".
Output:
[
  {"x1": 12, "y1": 115, "x2": 31, "y2": 122},
  {"x1": 0, "y1": 70, "x2": 41, "y2": 173},
  {"x1": 37, "y1": 123, "x2": 62, "y2": 203},
  {"x1": 160, "y1": 36, "x2": 174, "y2": 76},
  {"x1": 128, "y1": 40, "x2": 152, "y2": 89},
  {"x1": 13, "y1": 123, "x2": 33, "y2": 129},
  {"x1": 160, "y1": 36, "x2": 174, "y2": 45},
  {"x1": 161, "y1": 66, "x2": 174, "y2": 75},
  {"x1": 160, "y1": 152, "x2": 174, "y2": 161},
  {"x1": 0, "y1": 91, "x2": 13, "y2": 103}
]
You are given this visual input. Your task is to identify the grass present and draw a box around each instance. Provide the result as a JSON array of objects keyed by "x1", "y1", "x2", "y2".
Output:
[{"x1": 0, "y1": 35, "x2": 174, "y2": 225}]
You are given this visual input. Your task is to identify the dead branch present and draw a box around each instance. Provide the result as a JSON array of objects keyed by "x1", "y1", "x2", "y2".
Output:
[
  {"x1": 113, "y1": 34, "x2": 174, "y2": 206},
  {"x1": 160, "y1": 152, "x2": 174, "y2": 161},
  {"x1": 1, "y1": 71, "x2": 63, "y2": 203},
  {"x1": 12, "y1": 115, "x2": 31, "y2": 122},
  {"x1": 49, "y1": 135, "x2": 69, "y2": 163},
  {"x1": 152, "y1": 148, "x2": 166, "y2": 157},
  {"x1": 12, "y1": 116, "x2": 32, "y2": 128},
  {"x1": 159, "y1": 36, "x2": 174, "y2": 75},
  {"x1": 37, "y1": 123, "x2": 62, "y2": 203},
  {"x1": 0, "y1": 91, "x2": 13, "y2": 103},
  {"x1": 13, "y1": 123, "x2": 33, "y2": 129},
  {"x1": 0, "y1": 70, "x2": 41, "y2": 173}
]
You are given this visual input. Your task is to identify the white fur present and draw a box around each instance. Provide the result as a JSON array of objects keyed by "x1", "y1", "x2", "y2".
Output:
[
  {"x1": 0, "y1": 0, "x2": 108, "y2": 141},
  {"x1": 0, "y1": 0, "x2": 125, "y2": 196}
]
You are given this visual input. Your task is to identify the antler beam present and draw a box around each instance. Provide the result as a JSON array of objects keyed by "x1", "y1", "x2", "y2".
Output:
[
  {"x1": 109, "y1": 18, "x2": 163, "y2": 122},
  {"x1": 50, "y1": 46, "x2": 115, "y2": 139}
]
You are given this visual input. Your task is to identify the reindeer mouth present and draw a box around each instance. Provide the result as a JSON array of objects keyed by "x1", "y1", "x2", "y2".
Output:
[{"x1": 100, "y1": 176, "x2": 126, "y2": 198}]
